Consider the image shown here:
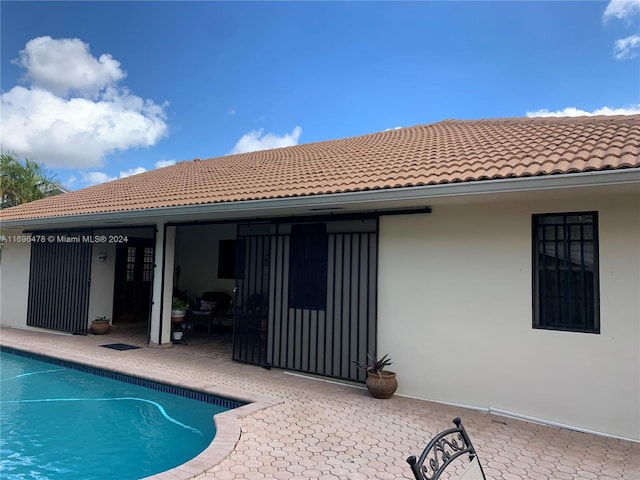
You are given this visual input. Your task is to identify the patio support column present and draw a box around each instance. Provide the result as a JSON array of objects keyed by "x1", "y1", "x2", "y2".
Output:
[{"x1": 149, "y1": 223, "x2": 175, "y2": 348}]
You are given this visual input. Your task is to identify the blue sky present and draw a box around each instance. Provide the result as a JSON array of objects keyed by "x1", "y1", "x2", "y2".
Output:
[{"x1": 1, "y1": 1, "x2": 639, "y2": 190}]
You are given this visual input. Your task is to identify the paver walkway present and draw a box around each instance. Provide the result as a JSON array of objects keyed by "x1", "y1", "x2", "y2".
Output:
[{"x1": 1, "y1": 326, "x2": 638, "y2": 480}]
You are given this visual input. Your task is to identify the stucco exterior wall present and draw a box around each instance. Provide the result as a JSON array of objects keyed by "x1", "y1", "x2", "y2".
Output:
[
  {"x1": 174, "y1": 223, "x2": 237, "y2": 301},
  {"x1": 0, "y1": 232, "x2": 126, "y2": 331},
  {"x1": 0, "y1": 238, "x2": 31, "y2": 328},
  {"x1": 378, "y1": 193, "x2": 640, "y2": 441},
  {"x1": 86, "y1": 242, "x2": 117, "y2": 325}
]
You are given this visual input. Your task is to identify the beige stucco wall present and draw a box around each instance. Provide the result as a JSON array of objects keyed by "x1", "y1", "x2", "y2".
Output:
[
  {"x1": 86, "y1": 242, "x2": 117, "y2": 325},
  {"x1": 0, "y1": 238, "x2": 31, "y2": 328},
  {"x1": 0, "y1": 232, "x2": 126, "y2": 331},
  {"x1": 378, "y1": 193, "x2": 640, "y2": 440},
  {"x1": 174, "y1": 223, "x2": 237, "y2": 301}
]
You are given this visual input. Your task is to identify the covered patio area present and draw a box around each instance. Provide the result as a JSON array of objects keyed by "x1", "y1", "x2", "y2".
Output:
[{"x1": 1, "y1": 326, "x2": 637, "y2": 480}]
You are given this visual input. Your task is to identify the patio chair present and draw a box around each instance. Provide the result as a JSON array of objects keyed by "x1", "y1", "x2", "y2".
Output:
[
  {"x1": 189, "y1": 291, "x2": 233, "y2": 335},
  {"x1": 407, "y1": 417, "x2": 487, "y2": 480}
]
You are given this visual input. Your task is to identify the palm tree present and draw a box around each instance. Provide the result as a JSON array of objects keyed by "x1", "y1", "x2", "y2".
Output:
[{"x1": 0, "y1": 154, "x2": 59, "y2": 209}]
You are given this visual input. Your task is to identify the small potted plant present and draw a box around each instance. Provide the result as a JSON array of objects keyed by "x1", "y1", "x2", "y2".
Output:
[
  {"x1": 171, "y1": 297, "x2": 190, "y2": 324},
  {"x1": 91, "y1": 315, "x2": 111, "y2": 335},
  {"x1": 354, "y1": 353, "x2": 398, "y2": 399}
]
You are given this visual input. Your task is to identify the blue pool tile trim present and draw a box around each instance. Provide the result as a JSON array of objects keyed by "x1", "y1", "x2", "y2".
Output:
[{"x1": 1, "y1": 345, "x2": 246, "y2": 410}]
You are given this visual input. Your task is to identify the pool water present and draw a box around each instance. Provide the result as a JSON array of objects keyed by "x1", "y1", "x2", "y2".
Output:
[{"x1": 0, "y1": 351, "x2": 229, "y2": 480}]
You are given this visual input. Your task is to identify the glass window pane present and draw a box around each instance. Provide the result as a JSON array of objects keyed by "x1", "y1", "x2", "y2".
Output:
[
  {"x1": 544, "y1": 226, "x2": 556, "y2": 240},
  {"x1": 570, "y1": 225, "x2": 582, "y2": 240},
  {"x1": 537, "y1": 215, "x2": 563, "y2": 225},
  {"x1": 567, "y1": 214, "x2": 593, "y2": 224},
  {"x1": 582, "y1": 242, "x2": 594, "y2": 268},
  {"x1": 569, "y1": 242, "x2": 583, "y2": 268},
  {"x1": 126, "y1": 264, "x2": 134, "y2": 282},
  {"x1": 533, "y1": 211, "x2": 598, "y2": 333},
  {"x1": 583, "y1": 225, "x2": 593, "y2": 240},
  {"x1": 539, "y1": 245, "x2": 557, "y2": 267}
]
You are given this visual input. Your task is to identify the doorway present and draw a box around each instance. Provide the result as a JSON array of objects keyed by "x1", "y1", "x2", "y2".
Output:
[
  {"x1": 232, "y1": 219, "x2": 378, "y2": 382},
  {"x1": 112, "y1": 238, "x2": 154, "y2": 325}
]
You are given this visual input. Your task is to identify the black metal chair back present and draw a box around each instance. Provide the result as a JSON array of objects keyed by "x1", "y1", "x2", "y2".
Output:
[
  {"x1": 200, "y1": 291, "x2": 232, "y2": 317},
  {"x1": 407, "y1": 417, "x2": 486, "y2": 480}
]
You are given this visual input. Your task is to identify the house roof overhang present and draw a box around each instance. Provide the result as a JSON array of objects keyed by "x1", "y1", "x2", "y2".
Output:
[
  {"x1": 2, "y1": 168, "x2": 638, "y2": 232},
  {"x1": 1, "y1": 115, "x2": 638, "y2": 230}
]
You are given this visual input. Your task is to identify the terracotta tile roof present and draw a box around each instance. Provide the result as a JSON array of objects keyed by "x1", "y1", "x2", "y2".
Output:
[{"x1": 2, "y1": 115, "x2": 639, "y2": 221}]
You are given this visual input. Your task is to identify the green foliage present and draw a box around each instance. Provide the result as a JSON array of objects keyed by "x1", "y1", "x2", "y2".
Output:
[
  {"x1": 93, "y1": 316, "x2": 110, "y2": 323},
  {"x1": 353, "y1": 353, "x2": 393, "y2": 376},
  {"x1": 171, "y1": 297, "x2": 190, "y2": 312},
  {"x1": 1, "y1": 154, "x2": 59, "y2": 209}
]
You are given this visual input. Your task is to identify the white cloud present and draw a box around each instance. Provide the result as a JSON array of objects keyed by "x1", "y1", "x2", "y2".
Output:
[
  {"x1": 603, "y1": 1, "x2": 640, "y2": 60},
  {"x1": 75, "y1": 160, "x2": 177, "y2": 188},
  {"x1": 603, "y1": 0, "x2": 640, "y2": 22},
  {"x1": 81, "y1": 171, "x2": 118, "y2": 186},
  {"x1": 78, "y1": 166, "x2": 145, "y2": 187},
  {"x1": 614, "y1": 34, "x2": 640, "y2": 58},
  {"x1": 119, "y1": 166, "x2": 147, "y2": 178},
  {"x1": 231, "y1": 126, "x2": 302, "y2": 154},
  {"x1": 0, "y1": 37, "x2": 168, "y2": 169},
  {"x1": 526, "y1": 104, "x2": 640, "y2": 117},
  {"x1": 154, "y1": 159, "x2": 176, "y2": 168},
  {"x1": 13, "y1": 36, "x2": 126, "y2": 98}
]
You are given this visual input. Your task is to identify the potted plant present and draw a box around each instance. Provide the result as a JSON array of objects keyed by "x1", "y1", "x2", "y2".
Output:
[
  {"x1": 171, "y1": 297, "x2": 190, "y2": 324},
  {"x1": 354, "y1": 353, "x2": 398, "y2": 399},
  {"x1": 91, "y1": 315, "x2": 111, "y2": 335}
]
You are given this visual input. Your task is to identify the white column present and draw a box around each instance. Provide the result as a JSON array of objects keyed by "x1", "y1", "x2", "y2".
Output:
[
  {"x1": 149, "y1": 223, "x2": 176, "y2": 348},
  {"x1": 161, "y1": 226, "x2": 176, "y2": 344}
]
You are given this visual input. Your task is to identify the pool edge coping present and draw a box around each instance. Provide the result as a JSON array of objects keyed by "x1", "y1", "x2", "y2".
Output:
[{"x1": 0, "y1": 333, "x2": 282, "y2": 480}]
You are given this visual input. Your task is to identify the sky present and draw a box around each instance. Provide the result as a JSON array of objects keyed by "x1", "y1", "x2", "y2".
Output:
[{"x1": 1, "y1": 1, "x2": 639, "y2": 190}]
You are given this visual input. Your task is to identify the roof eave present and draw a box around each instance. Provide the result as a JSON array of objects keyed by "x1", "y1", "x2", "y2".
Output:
[{"x1": 2, "y1": 168, "x2": 639, "y2": 229}]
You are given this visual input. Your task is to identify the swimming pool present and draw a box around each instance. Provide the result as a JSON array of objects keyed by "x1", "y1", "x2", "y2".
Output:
[{"x1": 0, "y1": 348, "x2": 239, "y2": 480}]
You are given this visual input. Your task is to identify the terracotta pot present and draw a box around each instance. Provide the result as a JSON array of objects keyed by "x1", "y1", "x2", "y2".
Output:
[
  {"x1": 171, "y1": 310, "x2": 186, "y2": 324},
  {"x1": 90, "y1": 321, "x2": 111, "y2": 335},
  {"x1": 366, "y1": 371, "x2": 398, "y2": 399}
]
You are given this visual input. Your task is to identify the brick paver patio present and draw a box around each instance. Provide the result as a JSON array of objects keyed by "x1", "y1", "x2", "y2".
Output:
[{"x1": 1, "y1": 325, "x2": 638, "y2": 480}]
